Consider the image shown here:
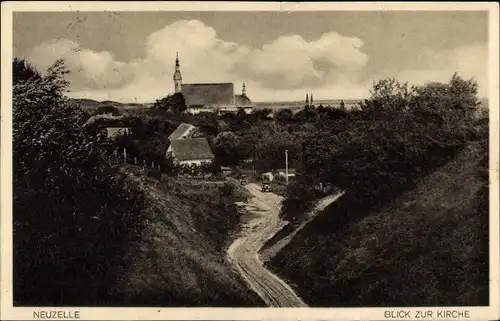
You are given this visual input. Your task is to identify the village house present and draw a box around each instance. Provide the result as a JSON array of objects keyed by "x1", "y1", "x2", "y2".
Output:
[
  {"x1": 105, "y1": 127, "x2": 131, "y2": 139},
  {"x1": 261, "y1": 171, "x2": 275, "y2": 182},
  {"x1": 274, "y1": 168, "x2": 296, "y2": 182},
  {"x1": 166, "y1": 122, "x2": 196, "y2": 153},
  {"x1": 168, "y1": 122, "x2": 196, "y2": 140},
  {"x1": 166, "y1": 122, "x2": 216, "y2": 167},
  {"x1": 167, "y1": 138, "x2": 216, "y2": 166},
  {"x1": 83, "y1": 114, "x2": 131, "y2": 140}
]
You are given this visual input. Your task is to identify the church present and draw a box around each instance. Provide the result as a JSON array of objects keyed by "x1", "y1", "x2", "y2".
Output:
[{"x1": 172, "y1": 53, "x2": 255, "y2": 114}]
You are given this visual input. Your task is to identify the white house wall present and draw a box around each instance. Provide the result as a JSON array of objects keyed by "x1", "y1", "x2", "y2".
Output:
[{"x1": 178, "y1": 159, "x2": 213, "y2": 166}]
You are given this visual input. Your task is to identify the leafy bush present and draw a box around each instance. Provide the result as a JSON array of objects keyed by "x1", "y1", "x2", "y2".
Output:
[
  {"x1": 13, "y1": 58, "x2": 147, "y2": 305},
  {"x1": 270, "y1": 73, "x2": 488, "y2": 306},
  {"x1": 152, "y1": 92, "x2": 187, "y2": 114},
  {"x1": 174, "y1": 161, "x2": 221, "y2": 177},
  {"x1": 285, "y1": 74, "x2": 480, "y2": 221},
  {"x1": 280, "y1": 176, "x2": 317, "y2": 222}
]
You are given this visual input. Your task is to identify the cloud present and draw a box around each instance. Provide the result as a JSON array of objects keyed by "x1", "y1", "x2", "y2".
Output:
[
  {"x1": 25, "y1": 20, "x2": 488, "y2": 102},
  {"x1": 27, "y1": 39, "x2": 132, "y2": 90},
  {"x1": 26, "y1": 19, "x2": 369, "y2": 102},
  {"x1": 233, "y1": 32, "x2": 368, "y2": 90},
  {"x1": 392, "y1": 44, "x2": 488, "y2": 97}
]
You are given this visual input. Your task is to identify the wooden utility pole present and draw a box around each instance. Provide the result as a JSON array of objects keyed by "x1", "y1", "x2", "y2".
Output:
[{"x1": 285, "y1": 149, "x2": 289, "y2": 185}]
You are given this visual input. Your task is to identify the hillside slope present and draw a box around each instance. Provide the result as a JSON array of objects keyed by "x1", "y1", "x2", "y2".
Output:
[
  {"x1": 269, "y1": 140, "x2": 489, "y2": 306},
  {"x1": 111, "y1": 169, "x2": 263, "y2": 306}
]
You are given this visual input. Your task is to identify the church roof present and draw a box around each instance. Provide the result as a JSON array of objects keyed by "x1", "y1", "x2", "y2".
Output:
[
  {"x1": 234, "y1": 94, "x2": 253, "y2": 106},
  {"x1": 168, "y1": 122, "x2": 195, "y2": 141},
  {"x1": 170, "y1": 138, "x2": 215, "y2": 161},
  {"x1": 182, "y1": 83, "x2": 234, "y2": 106}
]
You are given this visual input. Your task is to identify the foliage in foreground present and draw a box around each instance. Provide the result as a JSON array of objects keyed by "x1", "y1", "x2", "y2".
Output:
[
  {"x1": 13, "y1": 58, "x2": 148, "y2": 305},
  {"x1": 115, "y1": 171, "x2": 262, "y2": 306},
  {"x1": 271, "y1": 134, "x2": 489, "y2": 306},
  {"x1": 270, "y1": 74, "x2": 489, "y2": 306},
  {"x1": 12, "y1": 58, "x2": 261, "y2": 306}
]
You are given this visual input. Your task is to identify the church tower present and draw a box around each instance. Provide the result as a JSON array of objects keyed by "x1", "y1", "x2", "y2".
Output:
[
  {"x1": 310, "y1": 92, "x2": 314, "y2": 106},
  {"x1": 173, "y1": 52, "x2": 182, "y2": 93}
]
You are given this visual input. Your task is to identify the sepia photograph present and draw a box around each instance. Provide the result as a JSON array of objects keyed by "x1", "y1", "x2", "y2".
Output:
[{"x1": 1, "y1": 2, "x2": 499, "y2": 321}]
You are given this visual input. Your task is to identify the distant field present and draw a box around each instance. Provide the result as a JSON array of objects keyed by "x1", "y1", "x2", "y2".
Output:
[
  {"x1": 70, "y1": 97, "x2": 487, "y2": 113},
  {"x1": 70, "y1": 98, "x2": 153, "y2": 110},
  {"x1": 254, "y1": 99, "x2": 362, "y2": 110},
  {"x1": 69, "y1": 97, "x2": 363, "y2": 111}
]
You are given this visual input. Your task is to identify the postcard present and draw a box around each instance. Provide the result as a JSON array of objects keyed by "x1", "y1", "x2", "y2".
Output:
[{"x1": 1, "y1": 2, "x2": 499, "y2": 321}]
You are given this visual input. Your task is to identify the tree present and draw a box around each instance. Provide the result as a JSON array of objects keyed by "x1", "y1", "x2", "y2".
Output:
[
  {"x1": 196, "y1": 112, "x2": 219, "y2": 136},
  {"x1": 13, "y1": 57, "x2": 42, "y2": 84},
  {"x1": 254, "y1": 108, "x2": 272, "y2": 121},
  {"x1": 13, "y1": 58, "x2": 146, "y2": 305},
  {"x1": 274, "y1": 108, "x2": 294, "y2": 122},
  {"x1": 153, "y1": 92, "x2": 187, "y2": 114},
  {"x1": 295, "y1": 106, "x2": 318, "y2": 123},
  {"x1": 360, "y1": 78, "x2": 415, "y2": 114},
  {"x1": 213, "y1": 131, "x2": 244, "y2": 166},
  {"x1": 171, "y1": 92, "x2": 187, "y2": 113},
  {"x1": 295, "y1": 74, "x2": 479, "y2": 218},
  {"x1": 236, "y1": 107, "x2": 246, "y2": 117}
]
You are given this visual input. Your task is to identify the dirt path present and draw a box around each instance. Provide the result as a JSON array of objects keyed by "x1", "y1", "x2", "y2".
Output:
[{"x1": 227, "y1": 183, "x2": 308, "y2": 307}]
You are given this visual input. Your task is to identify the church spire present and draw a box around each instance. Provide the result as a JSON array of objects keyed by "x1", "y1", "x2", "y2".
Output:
[
  {"x1": 306, "y1": 92, "x2": 309, "y2": 106},
  {"x1": 173, "y1": 52, "x2": 182, "y2": 93},
  {"x1": 310, "y1": 92, "x2": 314, "y2": 106}
]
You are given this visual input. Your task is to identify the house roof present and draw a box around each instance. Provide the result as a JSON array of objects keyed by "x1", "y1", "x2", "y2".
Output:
[
  {"x1": 106, "y1": 127, "x2": 130, "y2": 138},
  {"x1": 168, "y1": 122, "x2": 195, "y2": 141},
  {"x1": 170, "y1": 138, "x2": 215, "y2": 161},
  {"x1": 182, "y1": 83, "x2": 234, "y2": 106},
  {"x1": 234, "y1": 94, "x2": 253, "y2": 106},
  {"x1": 84, "y1": 114, "x2": 124, "y2": 126}
]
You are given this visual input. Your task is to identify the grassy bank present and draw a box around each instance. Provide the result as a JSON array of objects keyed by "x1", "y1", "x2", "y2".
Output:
[
  {"x1": 269, "y1": 138, "x2": 489, "y2": 306},
  {"x1": 111, "y1": 169, "x2": 263, "y2": 306}
]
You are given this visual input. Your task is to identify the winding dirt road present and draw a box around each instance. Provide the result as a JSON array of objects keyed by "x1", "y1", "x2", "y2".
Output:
[
  {"x1": 227, "y1": 183, "x2": 308, "y2": 307},
  {"x1": 227, "y1": 183, "x2": 344, "y2": 307}
]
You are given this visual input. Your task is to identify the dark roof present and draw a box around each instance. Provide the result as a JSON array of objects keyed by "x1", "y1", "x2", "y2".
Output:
[
  {"x1": 234, "y1": 94, "x2": 253, "y2": 106},
  {"x1": 182, "y1": 83, "x2": 234, "y2": 106},
  {"x1": 168, "y1": 123, "x2": 195, "y2": 141},
  {"x1": 106, "y1": 127, "x2": 131, "y2": 138},
  {"x1": 170, "y1": 138, "x2": 215, "y2": 161},
  {"x1": 84, "y1": 114, "x2": 124, "y2": 126}
]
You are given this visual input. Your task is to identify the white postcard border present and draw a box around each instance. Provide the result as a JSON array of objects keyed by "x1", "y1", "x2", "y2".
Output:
[{"x1": 1, "y1": 2, "x2": 499, "y2": 321}]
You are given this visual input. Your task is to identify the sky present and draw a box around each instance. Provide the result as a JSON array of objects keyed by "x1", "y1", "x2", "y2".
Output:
[{"x1": 13, "y1": 11, "x2": 489, "y2": 103}]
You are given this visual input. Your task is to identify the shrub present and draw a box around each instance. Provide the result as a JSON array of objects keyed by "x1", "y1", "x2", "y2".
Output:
[{"x1": 13, "y1": 58, "x2": 147, "y2": 305}]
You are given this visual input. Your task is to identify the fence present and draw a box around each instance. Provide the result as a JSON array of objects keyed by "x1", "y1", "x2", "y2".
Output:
[
  {"x1": 112, "y1": 147, "x2": 164, "y2": 174},
  {"x1": 113, "y1": 147, "x2": 225, "y2": 181}
]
